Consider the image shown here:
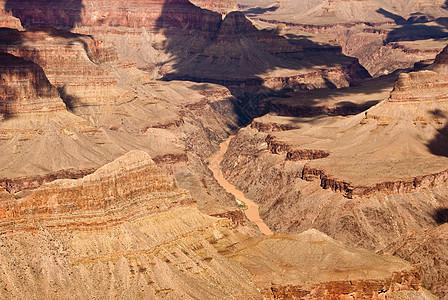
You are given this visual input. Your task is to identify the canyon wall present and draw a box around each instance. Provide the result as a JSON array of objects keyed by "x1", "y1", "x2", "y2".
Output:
[
  {"x1": 0, "y1": 52, "x2": 65, "y2": 115},
  {"x1": 0, "y1": 151, "x2": 434, "y2": 299}
]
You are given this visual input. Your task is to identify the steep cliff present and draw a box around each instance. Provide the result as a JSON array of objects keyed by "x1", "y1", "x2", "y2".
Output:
[
  {"x1": 0, "y1": 52, "x2": 65, "y2": 115},
  {"x1": 1, "y1": 0, "x2": 222, "y2": 31},
  {"x1": 0, "y1": 27, "x2": 126, "y2": 107}
]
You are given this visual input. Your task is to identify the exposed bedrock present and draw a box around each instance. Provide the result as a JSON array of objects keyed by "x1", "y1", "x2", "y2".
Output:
[
  {"x1": 220, "y1": 45, "x2": 448, "y2": 297},
  {"x1": 242, "y1": 0, "x2": 448, "y2": 77},
  {"x1": 0, "y1": 27, "x2": 125, "y2": 107},
  {"x1": 382, "y1": 222, "x2": 448, "y2": 299},
  {"x1": 0, "y1": 52, "x2": 65, "y2": 115},
  {"x1": 0, "y1": 151, "x2": 434, "y2": 299}
]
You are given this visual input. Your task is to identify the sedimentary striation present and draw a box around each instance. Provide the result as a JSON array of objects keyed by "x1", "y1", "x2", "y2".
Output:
[
  {"x1": 0, "y1": 151, "x2": 434, "y2": 299},
  {"x1": 220, "y1": 44, "x2": 448, "y2": 297},
  {"x1": 241, "y1": 0, "x2": 448, "y2": 76},
  {"x1": 0, "y1": 151, "x2": 261, "y2": 299},
  {"x1": 0, "y1": 52, "x2": 65, "y2": 115},
  {"x1": 0, "y1": 27, "x2": 125, "y2": 107}
]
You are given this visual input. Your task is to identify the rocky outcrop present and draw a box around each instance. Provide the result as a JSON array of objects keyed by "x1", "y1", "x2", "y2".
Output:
[
  {"x1": 301, "y1": 165, "x2": 448, "y2": 198},
  {"x1": 0, "y1": 52, "x2": 65, "y2": 115},
  {"x1": 0, "y1": 11, "x2": 22, "y2": 29},
  {"x1": 266, "y1": 135, "x2": 330, "y2": 160},
  {"x1": 0, "y1": 168, "x2": 97, "y2": 194},
  {"x1": 1, "y1": 0, "x2": 222, "y2": 32},
  {"x1": 0, "y1": 151, "x2": 194, "y2": 231},
  {"x1": 0, "y1": 151, "x2": 264, "y2": 299},
  {"x1": 0, "y1": 28, "x2": 125, "y2": 107}
]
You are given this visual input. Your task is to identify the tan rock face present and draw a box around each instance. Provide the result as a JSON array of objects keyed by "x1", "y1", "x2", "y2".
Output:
[{"x1": 0, "y1": 52, "x2": 65, "y2": 115}]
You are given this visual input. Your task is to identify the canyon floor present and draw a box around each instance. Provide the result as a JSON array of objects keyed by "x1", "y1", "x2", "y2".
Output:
[{"x1": 0, "y1": 0, "x2": 447, "y2": 299}]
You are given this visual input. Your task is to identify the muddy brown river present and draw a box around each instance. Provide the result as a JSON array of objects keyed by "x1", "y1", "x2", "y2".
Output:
[{"x1": 208, "y1": 135, "x2": 273, "y2": 235}]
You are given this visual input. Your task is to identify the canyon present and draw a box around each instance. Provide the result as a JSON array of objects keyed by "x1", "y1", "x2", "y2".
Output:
[
  {"x1": 240, "y1": 0, "x2": 448, "y2": 76},
  {"x1": 0, "y1": 0, "x2": 446, "y2": 298}
]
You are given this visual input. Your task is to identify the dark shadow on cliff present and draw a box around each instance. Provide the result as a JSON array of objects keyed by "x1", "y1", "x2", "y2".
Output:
[
  {"x1": 260, "y1": 74, "x2": 398, "y2": 118},
  {"x1": 243, "y1": 5, "x2": 279, "y2": 17},
  {"x1": 154, "y1": 2, "x2": 371, "y2": 125},
  {"x1": 386, "y1": 24, "x2": 448, "y2": 43},
  {"x1": 376, "y1": 8, "x2": 406, "y2": 25},
  {"x1": 0, "y1": 26, "x2": 98, "y2": 112},
  {"x1": 4, "y1": 0, "x2": 84, "y2": 30},
  {"x1": 427, "y1": 109, "x2": 448, "y2": 157},
  {"x1": 433, "y1": 208, "x2": 448, "y2": 224}
]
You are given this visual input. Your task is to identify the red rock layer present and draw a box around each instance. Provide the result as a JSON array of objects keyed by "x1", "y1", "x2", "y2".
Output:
[
  {"x1": 268, "y1": 273, "x2": 422, "y2": 299},
  {"x1": 0, "y1": 151, "x2": 194, "y2": 233},
  {"x1": 1, "y1": 0, "x2": 222, "y2": 32},
  {"x1": 301, "y1": 164, "x2": 448, "y2": 199},
  {"x1": 266, "y1": 135, "x2": 330, "y2": 161},
  {"x1": 0, "y1": 52, "x2": 66, "y2": 115},
  {"x1": 0, "y1": 28, "x2": 122, "y2": 106},
  {"x1": 0, "y1": 167, "x2": 97, "y2": 194}
]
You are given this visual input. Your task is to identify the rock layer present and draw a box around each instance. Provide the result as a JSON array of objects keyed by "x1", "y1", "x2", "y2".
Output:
[
  {"x1": 0, "y1": 28, "x2": 125, "y2": 107},
  {"x1": 219, "y1": 45, "x2": 448, "y2": 297},
  {"x1": 0, "y1": 52, "x2": 65, "y2": 115},
  {"x1": 0, "y1": 151, "x2": 434, "y2": 299}
]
